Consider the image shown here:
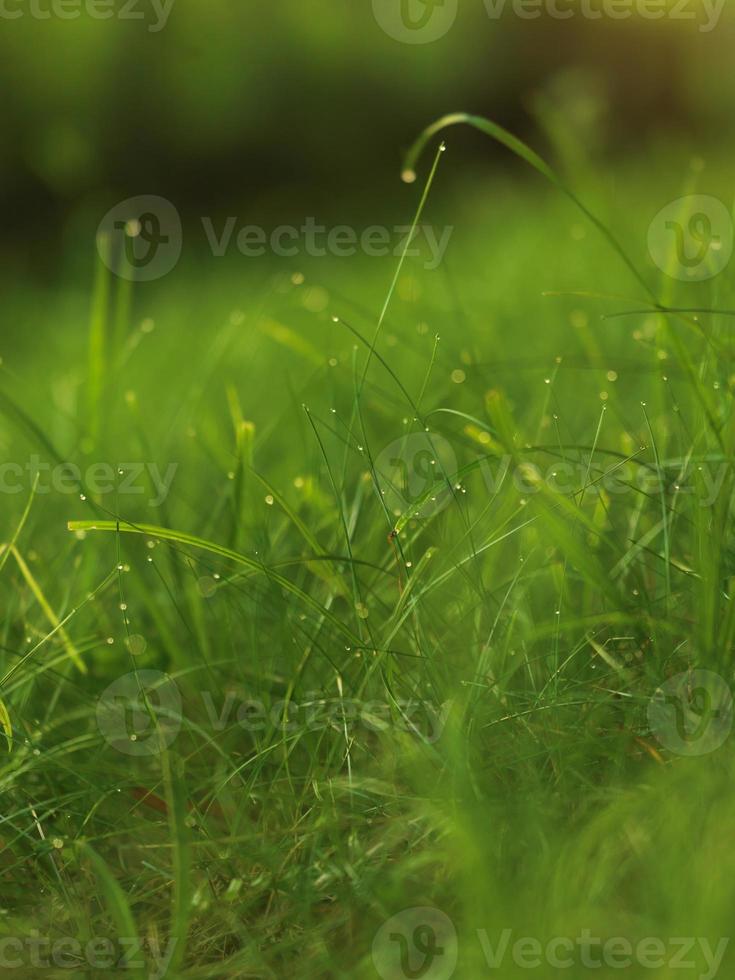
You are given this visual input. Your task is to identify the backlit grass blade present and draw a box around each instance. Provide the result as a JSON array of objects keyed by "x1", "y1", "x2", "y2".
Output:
[
  {"x1": 0, "y1": 473, "x2": 39, "y2": 578},
  {"x1": 403, "y1": 112, "x2": 655, "y2": 302},
  {"x1": 0, "y1": 699, "x2": 11, "y2": 750},
  {"x1": 0, "y1": 544, "x2": 86, "y2": 674},
  {"x1": 356, "y1": 138, "x2": 447, "y2": 401}
]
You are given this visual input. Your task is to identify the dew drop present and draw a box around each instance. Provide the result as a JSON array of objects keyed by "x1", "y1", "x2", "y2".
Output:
[{"x1": 126, "y1": 634, "x2": 147, "y2": 656}]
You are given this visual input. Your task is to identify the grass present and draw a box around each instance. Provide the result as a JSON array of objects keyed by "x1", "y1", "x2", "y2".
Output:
[{"x1": 1, "y1": 116, "x2": 735, "y2": 978}]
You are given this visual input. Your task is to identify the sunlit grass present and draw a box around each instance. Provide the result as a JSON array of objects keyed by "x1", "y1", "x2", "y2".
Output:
[{"x1": 0, "y1": 120, "x2": 734, "y2": 977}]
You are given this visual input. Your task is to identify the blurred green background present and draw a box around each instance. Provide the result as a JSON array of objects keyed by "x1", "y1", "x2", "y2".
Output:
[{"x1": 2, "y1": 0, "x2": 735, "y2": 286}]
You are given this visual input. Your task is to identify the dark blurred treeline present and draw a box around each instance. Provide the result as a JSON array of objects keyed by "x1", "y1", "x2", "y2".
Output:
[{"x1": 1, "y1": 0, "x2": 734, "y2": 270}]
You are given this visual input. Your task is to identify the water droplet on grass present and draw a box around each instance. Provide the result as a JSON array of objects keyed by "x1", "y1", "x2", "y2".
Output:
[{"x1": 126, "y1": 634, "x2": 147, "y2": 656}]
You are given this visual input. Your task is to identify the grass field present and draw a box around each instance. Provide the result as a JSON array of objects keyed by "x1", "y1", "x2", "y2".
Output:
[{"x1": 1, "y1": 114, "x2": 734, "y2": 979}]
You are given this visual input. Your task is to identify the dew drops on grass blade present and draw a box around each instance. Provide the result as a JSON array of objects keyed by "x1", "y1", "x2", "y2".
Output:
[
  {"x1": 403, "y1": 113, "x2": 655, "y2": 303},
  {"x1": 67, "y1": 519, "x2": 363, "y2": 646},
  {"x1": 359, "y1": 139, "x2": 447, "y2": 395}
]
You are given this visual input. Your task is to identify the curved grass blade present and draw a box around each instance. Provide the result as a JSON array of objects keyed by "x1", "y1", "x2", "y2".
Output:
[
  {"x1": 67, "y1": 520, "x2": 362, "y2": 645},
  {"x1": 403, "y1": 112, "x2": 655, "y2": 302},
  {"x1": 360, "y1": 139, "x2": 446, "y2": 392},
  {"x1": 77, "y1": 842, "x2": 146, "y2": 980},
  {"x1": 0, "y1": 474, "x2": 39, "y2": 578},
  {"x1": 0, "y1": 543, "x2": 86, "y2": 674}
]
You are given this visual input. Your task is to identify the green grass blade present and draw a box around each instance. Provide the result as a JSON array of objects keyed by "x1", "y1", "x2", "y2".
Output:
[
  {"x1": 161, "y1": 752, "x2": 191, "y2": 974},
  {"x1": 77, "y1": 842, "x2": 146, "y2": 980},
  {"x1": 0, "y1": 698, "x2": 11, "y2": 750},
  {"x1": 403, "y1": 112, "x2": 655, "y2": 301},
  {"x1": 67, "y1": 519, "x2": 362, "y2": 645}
]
